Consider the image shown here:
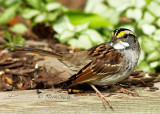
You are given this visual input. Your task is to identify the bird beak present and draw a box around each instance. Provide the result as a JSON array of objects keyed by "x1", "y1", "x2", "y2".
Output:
[
  {"x1": 111, "y1": 37, "x2": 120, "y2": 44},
  {"x1": 111, "y1": 36, "x2": 116, "y2": 42}
]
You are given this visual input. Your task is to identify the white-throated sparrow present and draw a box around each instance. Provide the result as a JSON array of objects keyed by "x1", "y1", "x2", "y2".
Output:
[{"x1": 10, "y1": 28, "x2": 141, "y2": 109}]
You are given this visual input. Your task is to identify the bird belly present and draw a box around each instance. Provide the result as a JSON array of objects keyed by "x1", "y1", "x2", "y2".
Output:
[{"x1": 90, "y1": 70, "x2": 132, "y2": 86}]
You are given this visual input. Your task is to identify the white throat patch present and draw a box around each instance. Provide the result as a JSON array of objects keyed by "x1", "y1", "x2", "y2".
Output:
[{"x1": 113, "y1": 41, "x2": 129, "y2": 49}]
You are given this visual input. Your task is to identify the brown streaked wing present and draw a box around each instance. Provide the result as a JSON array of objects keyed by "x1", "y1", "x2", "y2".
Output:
[{"x1": 68, "y1": 43, "x2": 123, "y2": 87}]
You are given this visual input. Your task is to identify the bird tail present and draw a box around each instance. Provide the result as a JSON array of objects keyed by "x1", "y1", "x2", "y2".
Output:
[
  {"x1": 54, "y1": 74, "x2": 77, "y2": 89},
  {"x1": 9, "y1": 46, "x2": 63, "y2": 59},
  {"x1": 9, "y1": 46, "x2": 77, "y2": 88}
]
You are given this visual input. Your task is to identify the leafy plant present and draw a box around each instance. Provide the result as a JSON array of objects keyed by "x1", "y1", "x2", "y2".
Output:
[
  {"x1": 53, "y1": 15, "x2": 109, "y2": 49},
  {"x1": 0, "y1": 5, "x2": 19, "y2": 25},
  {"x1": 21, "y1": 0, "x2": 66, "y2": 24},
  {"x1": 3, "y1": 31, "x2": 25, "y2": 47},
  {"x1": 0, "y1": 0, "x2": 66, "y2": 34},
  {"x1": 65, "y1": 10, "x2": 112, "y2": 28}
]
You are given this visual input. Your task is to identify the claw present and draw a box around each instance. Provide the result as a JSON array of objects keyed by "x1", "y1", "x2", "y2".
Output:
[
  {"x1": 116, "y1": 87, "x2": 139, "y2": 97},
  {"x1": 111, "y1": 84, "x2": 139, "y2": 97},
  {"x1": 97, "y1": 92, "x2": 114, "y2": 110}
]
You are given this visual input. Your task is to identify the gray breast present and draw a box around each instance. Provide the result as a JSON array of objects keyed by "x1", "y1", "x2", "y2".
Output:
[{"x1": 122, "y1": 49, "x2": 140, "y2": 71}]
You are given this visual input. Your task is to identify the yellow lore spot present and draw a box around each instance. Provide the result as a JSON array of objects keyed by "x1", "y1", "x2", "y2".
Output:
[
  {"x1": 112, "y1": 32, "x2": 114, "y2": 36},
  {"x1": 117, "y1": 31, "x2": 125, "y2": 37}
]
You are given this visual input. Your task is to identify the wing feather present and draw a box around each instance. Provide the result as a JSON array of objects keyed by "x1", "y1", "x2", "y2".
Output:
[{"x1": 67, "y1": 43, "x2": 124, "y2": 87}]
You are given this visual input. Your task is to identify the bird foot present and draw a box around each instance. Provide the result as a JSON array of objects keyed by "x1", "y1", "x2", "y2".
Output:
[
  {"x1": 89, "y1": 83, "x2": 114, "y2": 110},
  {"x1": 115, "y1": 87, "x2": 139, "y2": 97},
  {"x1": 96, "y1": 91, "x2": 114, "y2": 110}
]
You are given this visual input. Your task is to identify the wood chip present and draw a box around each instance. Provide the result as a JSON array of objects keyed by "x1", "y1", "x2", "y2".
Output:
[
  {"x1": 5, "y1": 69, "x2": 35, "y2": 75},
  {"x1": 0, "y1": 81, "x2": 13, "y2": 91}
]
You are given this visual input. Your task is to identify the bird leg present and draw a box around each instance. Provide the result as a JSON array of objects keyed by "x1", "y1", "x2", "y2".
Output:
[
  {"x1": 89, "y1": 83, "x2": 113, "y2": 110},
  {"x1": 111, "y1": 84, "x2": 139, "y2": 97}
]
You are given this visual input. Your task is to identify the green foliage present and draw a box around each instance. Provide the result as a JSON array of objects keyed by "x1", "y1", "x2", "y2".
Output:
[
  {"x1": 0, "y1": 5, "x2": 18, "y2": 25},
  {"x1": 53, "y1": 16, "x2": 106, "y2": 49},
  {"x1": 0, "y1": 0, "x2": 66, "y2": 25},
  {"x1": 9, "y1": 23, "x2": 28, "y2": 34},
  {"x1": 20, "y1": 0, "x2": 66, "y2": 24},
  {"x1": 65, "y1": 10, "x2": 112, "y2": 28},
  {"x1": 3, "y1": 31, "x2": 25, "y2": 47}
]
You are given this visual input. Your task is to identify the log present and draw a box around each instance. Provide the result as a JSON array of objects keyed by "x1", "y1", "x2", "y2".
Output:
[{"x1": 0, "y1": 82, "x2": 160, "y2": 113}]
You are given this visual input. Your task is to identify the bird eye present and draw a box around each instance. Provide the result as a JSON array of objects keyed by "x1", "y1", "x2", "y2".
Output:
[{"x1": 123, "y1": 34, "x2": 128, "y2": 38}]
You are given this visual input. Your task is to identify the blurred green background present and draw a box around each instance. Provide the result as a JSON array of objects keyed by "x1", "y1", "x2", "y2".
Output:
[{"x1": 0, "y1": 0, "x2": 160, "y2": 73}]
